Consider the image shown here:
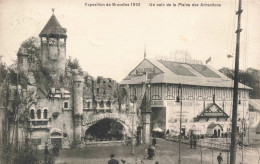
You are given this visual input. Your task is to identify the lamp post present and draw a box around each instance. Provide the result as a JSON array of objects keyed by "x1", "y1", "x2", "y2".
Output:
[
  {"x1": 198, "y1": 129, "x2": 202, "y2": 164},
  {"x1": 176, "y1": 83, "x2": 183, "y2": 164},
  {"x1": 130, "y1": 95, "x2": 137, "y2": 155}
]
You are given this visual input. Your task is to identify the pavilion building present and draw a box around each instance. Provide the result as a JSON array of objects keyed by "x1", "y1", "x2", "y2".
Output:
[{"x1": 121, "y1": 58, "x2": 251, "y2": 138}]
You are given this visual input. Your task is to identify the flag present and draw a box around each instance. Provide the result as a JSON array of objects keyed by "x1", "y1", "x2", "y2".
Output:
[
  {"x1": 205, "y1": 57, "x2": 211, "y2": 64},
  {"x1": 227, "y1": 54, "x2": 233, "y2": 58},
  {"x1": 144, "y1": 42, "x2": 146, "y2": 59}
]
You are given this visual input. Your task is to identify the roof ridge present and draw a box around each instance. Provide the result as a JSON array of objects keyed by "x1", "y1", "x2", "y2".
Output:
[{"x1": 39, "y1": 14, "x2": 67, "y2": 37}]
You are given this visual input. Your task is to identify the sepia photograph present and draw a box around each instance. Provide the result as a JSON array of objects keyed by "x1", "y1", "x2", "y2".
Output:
[{"x1": 0, "y1": 0, "x2": 260, "y2": 163}]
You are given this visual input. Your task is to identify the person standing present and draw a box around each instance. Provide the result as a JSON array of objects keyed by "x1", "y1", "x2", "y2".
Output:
[
  {"x1": 148, "y1": 145, "x2": 155, "y2": 160},
  {"x1": 193, "y1": 138, "x2": 197, "y2": 149},
  {"x1": 189, "y1": 138, "x2": 193, "y2": 149},
  {"x1": 44, "y1": 142, "x2": 49, "y2": 163},
  {"x1": 217, "y1": 152, "x2": 223, "y2": 164},
  {"x1": 108, "y1": 154, "x2": 119, "y2": 164},
  {"x1": 152, "y1": 137, "x2": 157, "y2": 147}
]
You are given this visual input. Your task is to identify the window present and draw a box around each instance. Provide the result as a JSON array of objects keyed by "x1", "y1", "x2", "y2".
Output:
[
  {"x1": 99, "y1": 100, "x2": 104, "y2": 108},
  {"x1": 106, "y1": 101, "x2": 111, "y2": 107},
  {"x1": 64, "y1": 102, "x2": 69, "y2": 109},
  {"x1": 30, "y1": 109, "x2": 35, "y2": 119},
  {"x1": 87, "y1": 102, "x2": 90, "y2": 108},
  {"x1": 96, "y1": 88, "x2": 99, "y2": 94},
  {"x1": 37, "y1": 109, "x2": 41, "y2": 119},
  {"x1": 103, "y1": 90, "x2": 106, "y2": 95},
  {"x1": 150, "y1": 84, "x2": 162, "y2": 100},
  {"x1": 44, "y1": 109, "x2": 48, "y2": 119}
]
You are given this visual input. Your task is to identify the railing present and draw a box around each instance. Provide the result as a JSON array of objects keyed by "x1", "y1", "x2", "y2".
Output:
[
  {"x1": 165, "y1": 136, "x2": 233, "y2": 151},
  {"x1": 84, "y1": 139, "x2": 124, "y2": 147},
  {"x1": 200, "y1": 138, "x2": 231, "y2": 151}
]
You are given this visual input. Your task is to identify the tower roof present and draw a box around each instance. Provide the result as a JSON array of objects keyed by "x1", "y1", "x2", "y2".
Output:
[{"x1": 39, "y1": 14, "x2": 67, "y2": 38}]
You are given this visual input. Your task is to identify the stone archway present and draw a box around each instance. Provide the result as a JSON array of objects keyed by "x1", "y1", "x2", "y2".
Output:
[
  {"x1": 84, "y1": 118, "x2": 124, "y2": 141},
  {"x1": 82, "y1": 113, "x2": 133, "y2": 142}
]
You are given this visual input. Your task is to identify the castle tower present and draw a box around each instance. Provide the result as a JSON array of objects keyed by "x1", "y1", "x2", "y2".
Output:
[
  {"x1": 17, "y1": 47, "x2": 29, "y2": 72},
  {"x1": 73, "y1": 74, "x2": 83, "y2": 144},
  {"x1": 39, "y1": 10, "x2": 67, "y2": 76}
]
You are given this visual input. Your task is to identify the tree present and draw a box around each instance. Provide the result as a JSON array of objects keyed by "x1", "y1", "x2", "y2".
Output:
[
  {"x1": 67, "y1": 56, "x2": 82, "y2": 70},
  {"x1": 219, "y1": 67, "x2": 260, "y2": 99},
  {"x1": 0, "y1": 55, "x2": 8, "y2": 84},
  {"x1": 17, "y1": 36, "x2": 40, "y2": 59}
]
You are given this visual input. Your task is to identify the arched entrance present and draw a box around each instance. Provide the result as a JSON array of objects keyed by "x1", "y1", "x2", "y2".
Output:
[
  {"x1": 50, "y1": 130, "x2": 62, "y2": 148},
  {"x1": 84, "y1": 118, "x2": 124, "y2": 141},
  {"x1": 206, "y1": 123, "x2": 223, "y2": 138}
]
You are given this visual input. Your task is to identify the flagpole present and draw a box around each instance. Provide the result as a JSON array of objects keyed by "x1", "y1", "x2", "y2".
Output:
[
  {"x1": 144, "y1": 42, "x2": 146, "y2": 59},
  {"x1": 230, "y1": 0, "x2": 242, "y2": 163}
]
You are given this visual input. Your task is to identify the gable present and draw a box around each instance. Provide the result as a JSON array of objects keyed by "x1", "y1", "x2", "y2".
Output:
[
  {"x1": 198, "y1": 103, "x2": 229, "y2": 118},
  {"x1": 129, "y1": 59, "x2": 163, "y2": 76}
]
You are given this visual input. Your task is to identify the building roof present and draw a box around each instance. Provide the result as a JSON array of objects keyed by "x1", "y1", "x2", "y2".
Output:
[
  {"x1": 121, "y1": 58, "x2": 251, "y2": 89},
  {"x1": 39, "y1": 14, "x2": 67, "y2": 37},
  {"x1": 249, "y1": 99, "x2": 260, "y2": 112}
]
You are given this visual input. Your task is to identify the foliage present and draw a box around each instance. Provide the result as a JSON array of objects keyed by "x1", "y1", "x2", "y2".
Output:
[
  {"x1": 33, "y1": 66, "x2": 54, "y2": 92},
  {"x1": 117, "y1": 87, "x2": 128, "y2": 112},
  {"x1": 118, "y1": 87, "x2": 127, "y2": 103},
  {"x1": 8, "y1": 68, "x2": 29, "y2": 88},
  {"x1": 67, "y1": 56, "x2": 81, "y2": 70},
  {"x1": 219, "y1": 67, "x2": 260, "y2": 98},
  {"x1": 17, "y1": 36, "x2": 40, "y2": 59},
  {"x1": 0, "y1": 143, "x2": 40, "y2": 164},
  {"x1": 0, "y1": 55, "x2": 8, "y2": 83}
]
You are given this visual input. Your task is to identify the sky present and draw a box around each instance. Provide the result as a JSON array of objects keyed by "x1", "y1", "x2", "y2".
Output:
[{"x1": 0, "y1": 0, "x2": 260, "y2": 82}]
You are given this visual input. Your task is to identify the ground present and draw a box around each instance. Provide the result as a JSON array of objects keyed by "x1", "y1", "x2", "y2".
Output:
[{"x1": 51, "y1": 138, "x2": 259, "y2": 164}]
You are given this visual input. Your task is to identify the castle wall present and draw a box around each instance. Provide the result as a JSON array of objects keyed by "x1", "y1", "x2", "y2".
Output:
[{"x1": 28, "y1": 94, "x2": 74, "y2": 149}]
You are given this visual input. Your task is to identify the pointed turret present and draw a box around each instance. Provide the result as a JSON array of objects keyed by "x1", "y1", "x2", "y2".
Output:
[
  {"x1": 39, "y1": 9, "x2": 67, "y2": 77},
  {"x1": 39, "y1": 9, "x2": 67, "y2": 38}
]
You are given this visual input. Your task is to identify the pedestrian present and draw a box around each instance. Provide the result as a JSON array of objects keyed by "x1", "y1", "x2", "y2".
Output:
[
  {"x1": 189, "y1": 138, "x2": 193, "y2": 149},
  {"x1": 144, "y1": 148, "x2": 148, "y2": 159},
  {"x1": 148, "y1": 145, "x2": 155, "y2": 160},
  {"x1": 193, "y1": 138, "x2": 197, "y2": 149},
  {"x1": 217, "y1": 152, "x2": 223, "y2": 164},
  {"x1": 53, "y1": 143, "x2": 60, "y2": 156},
  {"x1": 152, "y1": 137, "x2": 157, "y2": 146},
  {"x1": 108, "y1": 154, "x2": 119, "y2": 164},
  {"x1": 44, "y1": 142, "x2": 49, "y2": 163}
]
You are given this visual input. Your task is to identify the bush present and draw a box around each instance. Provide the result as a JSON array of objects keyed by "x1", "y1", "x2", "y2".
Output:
[{"x1": 1, "y1": 143, "x2": 40, "y2": 164}]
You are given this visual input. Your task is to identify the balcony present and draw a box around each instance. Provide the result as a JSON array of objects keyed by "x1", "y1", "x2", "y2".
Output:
[
  {"x1": 29, "y1": 119, "x2": 50, "y2": 130},
  {"x1": 150, "y1": 100, "x2": 164, "y2": 107}
]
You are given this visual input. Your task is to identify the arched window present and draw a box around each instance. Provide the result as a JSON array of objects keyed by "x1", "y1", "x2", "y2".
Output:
[
  {"x1": 37, "y1": 109, "x2": 41, "y2": 119},
  {"x1": 44, "y1": 109, "x2": 48, "y2": 119},
  {"x1": 99, "y1": 100, "x2": 104, "y2": 108},
  {"x1": 106, "y1": 101, "x2": 111, "y2": 107},
  {"x1": 30, "y1": 109, "x2": 35, "y2": 119}
]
